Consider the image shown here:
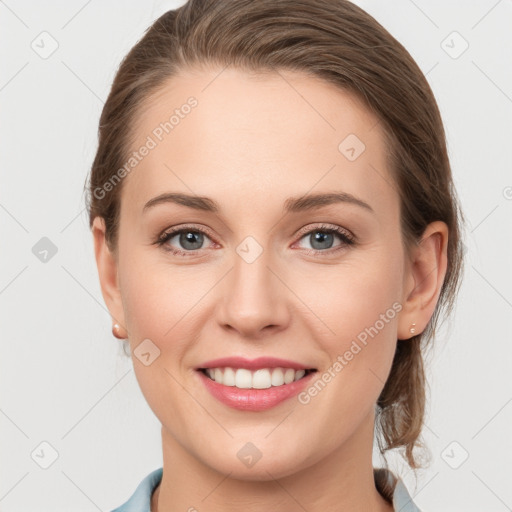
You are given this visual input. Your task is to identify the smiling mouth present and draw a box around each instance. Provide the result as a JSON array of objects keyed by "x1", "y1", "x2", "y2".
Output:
[{"x1": 198, "y1": 367, "x2": 317, "y2": 389}]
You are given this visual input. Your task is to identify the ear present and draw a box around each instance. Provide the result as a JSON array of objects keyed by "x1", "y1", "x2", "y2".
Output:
[
  {"x1": 397, "y1": 221, "x2": 449, "y2": 340},
  {"x1": 92, "y1": 216, "x2": 127, "y2": 334}
]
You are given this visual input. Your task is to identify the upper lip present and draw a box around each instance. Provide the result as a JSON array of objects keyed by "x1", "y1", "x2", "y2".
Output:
[{"x1": 196, "y1": 356, "x2": 315, "y2": 371}]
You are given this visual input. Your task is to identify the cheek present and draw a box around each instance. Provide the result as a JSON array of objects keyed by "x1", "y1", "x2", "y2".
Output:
[
  {"x1": 293, "y1": 253, "x2": 403, "y2": 343},
  {"x1": 294, "y1": 262, "x2": 401, "y2": 439},
  {"x1": 291, "y1": 249, "x2": 402, "y2": 405},
  {"x1": 118, "y1": 243, "x2": 185, "y2": 337},
  {"x1": 117, "y1": 246, "x2": 209, "y2": 378},
  {"x1": 117, "y1": 251, "x2": 194, "y2": 429}
]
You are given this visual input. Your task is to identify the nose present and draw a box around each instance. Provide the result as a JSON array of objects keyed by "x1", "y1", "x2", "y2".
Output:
[{"x1": 217, "y1": 246, "x2": 290, "y2": 339}]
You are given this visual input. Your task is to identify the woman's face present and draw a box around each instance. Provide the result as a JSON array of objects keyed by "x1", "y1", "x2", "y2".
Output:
[{"x1": 97, "y1": 66, "x2": 416, "y2": 478}]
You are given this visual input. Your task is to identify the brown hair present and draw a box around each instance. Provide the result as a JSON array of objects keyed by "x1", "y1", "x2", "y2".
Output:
[{"x1": 85, "y1": 0, "x2": 465, "y2": 471}]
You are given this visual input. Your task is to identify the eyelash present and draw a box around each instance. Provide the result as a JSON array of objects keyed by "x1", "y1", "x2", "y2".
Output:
[{"x1": 155, "y1": 223, "x2": 356, "y2": 257}]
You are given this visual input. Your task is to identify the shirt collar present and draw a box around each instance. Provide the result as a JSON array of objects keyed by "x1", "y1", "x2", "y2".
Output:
[{"x1": 374, "y1": 467, "x2": 423, "y2": 511}]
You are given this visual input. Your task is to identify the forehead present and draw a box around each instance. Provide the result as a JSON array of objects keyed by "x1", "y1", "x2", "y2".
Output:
[{"x1": 121, "y1": 65, "x2": 398, "y2": 222}]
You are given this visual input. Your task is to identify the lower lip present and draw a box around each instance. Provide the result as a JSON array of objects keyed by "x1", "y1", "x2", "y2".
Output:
[{"x1": 196, "y1": 370, "x2": 316, "y2": 411}]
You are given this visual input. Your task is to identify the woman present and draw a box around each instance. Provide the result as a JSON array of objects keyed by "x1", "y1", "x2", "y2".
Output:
[{"x1": 86, "y1": 0, "x2": 465, "y2": 510}]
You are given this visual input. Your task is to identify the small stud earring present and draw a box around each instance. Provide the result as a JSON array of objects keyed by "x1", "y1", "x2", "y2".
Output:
[
  {"x1": 112, "y1": 323, "x2": 125, "y2": 339},
  {"x1": 410, "y1": 323, "x2": 416, "y2": 335}
]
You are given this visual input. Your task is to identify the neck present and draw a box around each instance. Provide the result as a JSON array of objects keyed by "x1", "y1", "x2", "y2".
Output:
[{"x1": 152, "y1": 410, "x2": 393, "y2": 512}]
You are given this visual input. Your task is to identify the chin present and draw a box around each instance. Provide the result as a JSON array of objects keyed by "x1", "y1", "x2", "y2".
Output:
[{"x1": 198, "y1": 440, "x2": 314, "y2": 482}]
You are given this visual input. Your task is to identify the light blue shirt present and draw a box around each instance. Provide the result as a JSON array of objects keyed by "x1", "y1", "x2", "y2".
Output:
[{"x1": 111, "y1": 467, "x2": 422, "y2": 511}]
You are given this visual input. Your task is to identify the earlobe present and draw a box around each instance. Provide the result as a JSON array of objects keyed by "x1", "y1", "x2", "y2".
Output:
[
  {"x1": 91, "y1": 217, "x2": 127, "y2": 335},
  {"x1": 398, "y1": 221, "x2": 449, "y2": 340}
]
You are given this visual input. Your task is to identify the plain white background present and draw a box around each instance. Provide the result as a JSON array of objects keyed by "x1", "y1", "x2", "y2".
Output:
[{"x1": 1, "y1": 0, "x2": 511, "y2": 510}]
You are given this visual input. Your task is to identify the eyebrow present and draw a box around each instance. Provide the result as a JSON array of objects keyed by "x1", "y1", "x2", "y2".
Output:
[{"x1": 142, "y1": 191, "x2": 375, "y2": 214}]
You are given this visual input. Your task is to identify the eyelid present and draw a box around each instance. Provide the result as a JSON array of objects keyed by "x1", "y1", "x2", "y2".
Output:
[
  {"x1": 156, "y1": 222, "x2": 355, "y2": 256},
  {"x1": 294, "y1": 222, "x2": 355, "y2": 242},
  {"x1": 155, "y1": 223, "x2": 219, "y2": 258},
  {"x1": 157, "y1": 223, "x2": 217, "y2": 243}
]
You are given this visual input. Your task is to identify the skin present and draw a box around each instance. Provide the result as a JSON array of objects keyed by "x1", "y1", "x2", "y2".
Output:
[{"x1": 93, "y1": 65, "x2": 448, "y2": 511}]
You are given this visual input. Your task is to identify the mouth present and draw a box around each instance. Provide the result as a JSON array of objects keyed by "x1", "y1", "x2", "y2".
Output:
[{"x1": 197, "y1": 367, "x2": 318, "y2": 389}]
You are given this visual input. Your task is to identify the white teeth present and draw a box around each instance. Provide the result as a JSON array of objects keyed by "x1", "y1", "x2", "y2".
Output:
[
  {"x1": 223, "y1": 367, "x2": 236, "y2": 386},
  {"x1": 203, "y1": 367, "x2": 310, "y2": 389},
  {"x1": 235, "y1": 368, "x2": 253, "y2": 389},
  {"x1": 271, "y1": 368, "x2": 284, "y2": 386},
  {"x1": 284, "y1": 368, "x2": 295, "y2": 384},
  {"x1": 294, "y1": 369, "x2": 306, "y2": 381},
  {"x1": 253, "y1": 369, "x2": 272, "y2": 389}
]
